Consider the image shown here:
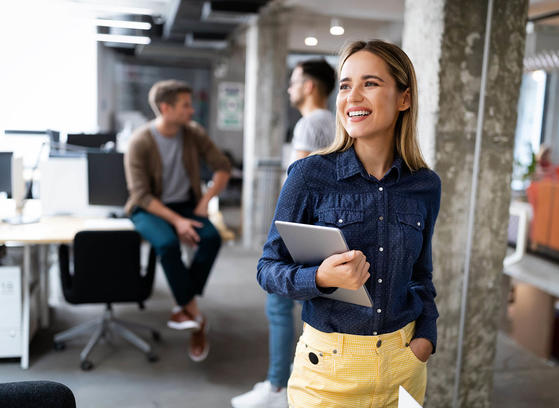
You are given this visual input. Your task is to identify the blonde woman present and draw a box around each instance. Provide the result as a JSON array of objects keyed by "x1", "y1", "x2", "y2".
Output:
[{"x1": 257, "y1": 39, "x2": 441, "y2": 407}]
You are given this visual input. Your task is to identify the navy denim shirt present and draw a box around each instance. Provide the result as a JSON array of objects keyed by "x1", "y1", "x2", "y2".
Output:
[{"x1": 257, "y1": 146, "x2": 441, "y2": 351}]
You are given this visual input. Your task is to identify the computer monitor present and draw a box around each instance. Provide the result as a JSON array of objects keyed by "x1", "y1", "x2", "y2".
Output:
[
  {"x1": 87, "y1": 152, "x2": 128, "y2": 207},
  {"x1": 67, "y1": 132, "x2": 116, "y2": 149},
  {"x1": 0, "y1": 152, "x2": 13, "y2": 197}
]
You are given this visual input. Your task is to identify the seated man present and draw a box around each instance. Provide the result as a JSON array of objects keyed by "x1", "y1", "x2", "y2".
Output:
[{"x1": 124, "y1": 79, "x2": 231, "y2": 362}]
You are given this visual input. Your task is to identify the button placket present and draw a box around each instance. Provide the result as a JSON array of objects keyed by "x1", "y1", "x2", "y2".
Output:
[{"x1": 374, "y1": 184, "x2": 387, "y2": 334}]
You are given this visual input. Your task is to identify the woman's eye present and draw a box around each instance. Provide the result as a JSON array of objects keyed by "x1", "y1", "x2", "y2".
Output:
[
  {"x1": 365, "y1": 81, "x2": 379, "y2": 87},
  {"x1": 339, "y1": 83, "x2": 349, "y2": 90}
]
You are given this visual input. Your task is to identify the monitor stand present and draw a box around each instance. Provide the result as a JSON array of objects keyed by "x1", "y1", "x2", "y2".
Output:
[
  {"x1": 3, "y1": 214, "x2": 40, "y2": 225},
  {"x1": 2, "y1": 200, "x2": 40, "y2": 225}
]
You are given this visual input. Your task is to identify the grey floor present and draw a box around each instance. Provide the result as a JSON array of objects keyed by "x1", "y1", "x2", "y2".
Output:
[{"x1": 1, "y1": 216, "x2": 558, "y2": 407}]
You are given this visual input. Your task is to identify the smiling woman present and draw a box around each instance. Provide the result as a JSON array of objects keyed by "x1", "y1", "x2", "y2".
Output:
[
  {"x1": 320, "y1": 40, "x2": 426, "y2": 174},
  {"x1": 257, "y1": 39, "x2": 441, "y2": 407}
]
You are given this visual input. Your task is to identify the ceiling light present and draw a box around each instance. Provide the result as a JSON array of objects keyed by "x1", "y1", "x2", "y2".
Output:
[
  {"x1": 304, "y1": 36, "x2": 318, "y2": 47},
  {"x1": 78, "y1": 3, "x2": 156, "y2": 16},
  {"x1": 94, "y1": 19, "x2": 152, "y2": 30},
  {"x1": 330, "y1": 18, "x2": 344, "y2": 36},
  {"x1": 95, "y1": 34, "x2": 151, "y2": 45}
]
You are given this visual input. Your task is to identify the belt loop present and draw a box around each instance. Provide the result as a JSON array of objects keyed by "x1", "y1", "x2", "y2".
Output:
[
  {"x1": 399, "y1": 327, "x2": 407, "y2": 348},
  {"x1": 337, "y1": 333, "x2": 344, "y2": 355}
]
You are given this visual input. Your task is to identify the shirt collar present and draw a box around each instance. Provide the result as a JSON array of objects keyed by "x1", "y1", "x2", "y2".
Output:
[{"x1": 336, "y1": 146, "x2": 403, "y2": 183}]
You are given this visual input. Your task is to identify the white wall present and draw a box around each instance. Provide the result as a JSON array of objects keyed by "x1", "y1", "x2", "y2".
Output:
[{"x1": 0, "y1": 0, "x2": 97, "y2": 132}]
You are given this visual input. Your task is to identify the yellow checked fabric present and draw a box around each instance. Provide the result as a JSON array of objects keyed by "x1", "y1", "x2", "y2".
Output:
[{"x1": 287, "y1": 321, "x2": 426, "y2": 407}]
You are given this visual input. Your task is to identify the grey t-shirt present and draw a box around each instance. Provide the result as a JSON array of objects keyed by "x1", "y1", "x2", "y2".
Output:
[
  {"x1": 290, "y1": 109, "x2": 335, "y2": 164},
  {"x1": 151, "y1": 124, "x2": 191, "y2": 204}
]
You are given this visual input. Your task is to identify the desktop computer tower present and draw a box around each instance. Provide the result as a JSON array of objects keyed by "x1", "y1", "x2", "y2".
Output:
[
  {"x1": 0, "y1": 249, "x2": 41, "y2": 360},
  {"x1": 0, "y1": 266, "x2": 22, "y2": 357}
]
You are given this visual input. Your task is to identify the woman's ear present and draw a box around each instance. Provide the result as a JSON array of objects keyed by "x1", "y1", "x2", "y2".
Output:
[{"x1": 399, "y1": 88, "x2": 411, "y2": 111}]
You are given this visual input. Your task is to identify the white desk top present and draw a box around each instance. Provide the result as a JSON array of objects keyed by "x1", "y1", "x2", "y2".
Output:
[
  {"x1": 0, "y1": 216, "x2": 134, "y2": 245},
  {"x1": 504, "y1": 252, "x2": 559, "y2": 298},
  {"x1": 0, "y1": 200, "x2": 133, "y2": 245}
]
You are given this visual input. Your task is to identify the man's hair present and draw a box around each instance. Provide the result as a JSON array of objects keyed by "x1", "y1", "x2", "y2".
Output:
[
  {"x1": 148, "y1": 79, "x2": 192, "y2": 115},
  {"x1": 297, "y1": 59, "x2": 336, "y2": 98}
]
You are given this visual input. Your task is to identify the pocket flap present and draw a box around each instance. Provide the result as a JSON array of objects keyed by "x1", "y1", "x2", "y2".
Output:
[
  {"x1": 319, "y1": 209, "x2": 363, "y2": 227},
  {"x1": 397, "y1": 212, "x2": 424, "y2": 231}
]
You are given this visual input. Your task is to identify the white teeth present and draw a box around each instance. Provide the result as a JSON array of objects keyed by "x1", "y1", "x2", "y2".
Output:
[{"x1": 348, "y1": 110, "x2": 371, "y2": 117}]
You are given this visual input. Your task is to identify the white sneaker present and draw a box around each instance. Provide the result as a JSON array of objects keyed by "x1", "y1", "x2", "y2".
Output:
[{"x1": 231, "y1": 381, "x2": 288, "y2": 408}]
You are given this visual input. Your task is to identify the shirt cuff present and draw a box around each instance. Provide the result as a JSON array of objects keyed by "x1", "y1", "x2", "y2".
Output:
[
  {"x1": 293, "y1": 265, "x2": 326, "y2": 298},
  {"x1": 412, "y1": 315, "x2": 438, "y2": 354}
]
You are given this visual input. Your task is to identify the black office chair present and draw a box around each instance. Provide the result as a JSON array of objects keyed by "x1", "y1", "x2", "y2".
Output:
[
  {"x1": 54, "y1": 230, "x2": 160, "y2": 370},
  {"x1": 0, "y1": 381, "x2": 76, "y2": 408}
]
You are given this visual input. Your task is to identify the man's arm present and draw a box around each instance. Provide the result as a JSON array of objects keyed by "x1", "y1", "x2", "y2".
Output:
[
  {"x1": 146, "y1": 198, "x2": 203, "y2": 246},
  {"x1": 194, "y1": 170, "x2": 230, "y2": 217}
]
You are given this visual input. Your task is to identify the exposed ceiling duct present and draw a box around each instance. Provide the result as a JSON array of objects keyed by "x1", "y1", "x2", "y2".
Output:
[{"x1": 163, "y1": 0, "x2": 268, "y2": 49}]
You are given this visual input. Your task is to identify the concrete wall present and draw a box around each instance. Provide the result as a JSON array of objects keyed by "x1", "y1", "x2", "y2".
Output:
[
  {"x1": 403, "y1": 0, "x2": 529, "y2": 406},
  {"x1": 208, "y1": 42, "x2": 246, "y2": 164}
]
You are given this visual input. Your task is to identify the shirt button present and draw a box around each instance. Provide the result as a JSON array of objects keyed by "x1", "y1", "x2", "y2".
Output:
[
  {"x1": 378, "y1": 187, "x2": 384, "y2": 192},
  {"x1": 417, "y1": 222, "x2": 421, "y2": 227},
  {"x1": 373, "y1": 331, "x2": 378, "y2": 335},
  {"x1": 379, "y1": 247, "x2": 384, "y2": 252},
  {"x1": 338, "y1": 219, "x2": 343, "y2": 224},
  {"x1": 377, "y1": 309, "x2": 382, "y2": 313},
  {"x1": 378, "y1": 216, "x2": 384, "y2": 221},
  {"x1": 378, "y1": 278, "x2": 382, "y2": 283}
]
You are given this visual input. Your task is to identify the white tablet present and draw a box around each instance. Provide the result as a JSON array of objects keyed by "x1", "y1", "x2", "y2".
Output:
[{"x1": 274, "y1": 220, "x2": 373, "y2": 308}]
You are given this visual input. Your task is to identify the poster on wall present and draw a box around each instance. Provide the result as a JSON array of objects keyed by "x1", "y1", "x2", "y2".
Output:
[{"x1": 217, "y1": 82, "x2": 244, "y2": 131}]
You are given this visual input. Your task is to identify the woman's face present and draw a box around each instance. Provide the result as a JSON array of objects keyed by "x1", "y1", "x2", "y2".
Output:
[{"x1": 336, "y1": 50, "x2": 409, "y2": 142}]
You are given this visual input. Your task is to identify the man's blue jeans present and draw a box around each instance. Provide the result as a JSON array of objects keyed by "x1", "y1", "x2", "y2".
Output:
[
  {"x1": 266, "y1": 293, "x2": 294, "y2": 388},
  {"x1": 130, "y1": 201, "x2": 221, "y2": 306}
]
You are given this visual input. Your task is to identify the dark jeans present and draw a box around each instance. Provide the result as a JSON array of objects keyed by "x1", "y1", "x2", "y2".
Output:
[{"x1": 131, "y1": 201, "x2": 221, "y2": 306}]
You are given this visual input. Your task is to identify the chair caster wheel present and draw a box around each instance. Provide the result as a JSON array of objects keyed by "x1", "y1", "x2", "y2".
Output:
[
  {"x1": 80, "y1": 360, "x2": 94, "y2": 371},
  {"x1": 147, "y1": 352, "x2": 158, "y2": 363},
  {"x1": 54, "y1": 341, "x2": 65, "y2": 351},
  {"x1": 152, "y1": 331, "x2": 161, "y2": 342}
]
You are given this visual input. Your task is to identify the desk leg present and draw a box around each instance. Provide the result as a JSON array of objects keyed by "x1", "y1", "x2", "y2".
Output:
[
  {"x1": 21, "y1": 245, "x2": 30, "y2": 369},
  {"x1": 39, "y1": 245, "x2": 49, "y2": 328}
]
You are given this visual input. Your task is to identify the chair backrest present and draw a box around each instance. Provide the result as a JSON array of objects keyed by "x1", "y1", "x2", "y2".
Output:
[
  {"x1": 0, "y1": 381, "x2": 76, "y2": 408},
  {"x1": 59, "y1": 230, "x2": 155, "y2": 305}
]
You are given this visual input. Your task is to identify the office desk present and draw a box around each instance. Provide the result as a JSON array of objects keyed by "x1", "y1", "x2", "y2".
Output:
[
  {"x1": 504, "y1": 253, "x2": 559, "y2": 359},
  {"x1": 0, "y1": 202, "x2": 133, "y2": 369}
]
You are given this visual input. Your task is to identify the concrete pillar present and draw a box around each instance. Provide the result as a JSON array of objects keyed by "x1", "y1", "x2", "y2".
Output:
[
  {"x1": 403, "y1": 0, "x2": 529, "y2": 406},
  {"x1": 242, "y1": 6, "x2": 289, "y2": 248}
]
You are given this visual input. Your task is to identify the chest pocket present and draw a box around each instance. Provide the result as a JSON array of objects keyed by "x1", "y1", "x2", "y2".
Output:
[
  {"x1": 396, "y1": 212, "x2": 424, "y2": 261},
  {"x1": 318, "y1": 209, "x2": 364, "y2": 229}
]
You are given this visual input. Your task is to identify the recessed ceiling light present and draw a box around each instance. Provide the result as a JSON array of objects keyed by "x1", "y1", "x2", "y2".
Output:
[
  {"x1": 95, "y1": 34, "x2": 151, "y2": 45},
  {"x1": 79, "y1": 3, "x2": 156, "y2": 16},
  {"x1": 304, "y1": 36, "x2": 318, "y2": 47},
  {"x1": 94, "y1": 19, "x2": 152, "y2": 30}
]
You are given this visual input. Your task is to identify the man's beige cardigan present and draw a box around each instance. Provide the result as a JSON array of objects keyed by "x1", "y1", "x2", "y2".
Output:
[{"x1": 123, "y1": 120, "x2": 231, "y2": 215}]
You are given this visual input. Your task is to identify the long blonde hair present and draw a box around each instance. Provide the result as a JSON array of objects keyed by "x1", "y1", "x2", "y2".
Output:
[{"x1": 319, "y1": 40, "x2": 428, "y2": 171}]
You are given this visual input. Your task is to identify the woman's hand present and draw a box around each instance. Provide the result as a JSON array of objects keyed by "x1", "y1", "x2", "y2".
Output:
[
  {"x1": 409, "y1": 338, "x2": 433, "y2": 362},
  {"x1": 315, "y1": 250, "x2": 370, "y2": 290}
]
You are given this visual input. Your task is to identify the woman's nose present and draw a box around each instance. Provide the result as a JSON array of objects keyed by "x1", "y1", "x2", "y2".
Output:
[{"x1": 348, "y1": 86, "x2": 363, "y2": 102}]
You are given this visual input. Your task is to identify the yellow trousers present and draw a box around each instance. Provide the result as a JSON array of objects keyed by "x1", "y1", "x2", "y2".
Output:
[{"x1": 287, "y1": 321, "x2": 427, "y2": 408}]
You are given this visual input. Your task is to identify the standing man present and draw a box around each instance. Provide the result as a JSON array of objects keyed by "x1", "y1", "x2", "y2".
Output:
[
  {"x1": 232, "y1": 59, "x2": 335, "y2": 408},
  {"x1": 124, "y1": 79, "x2": 231, "y2": 362}
]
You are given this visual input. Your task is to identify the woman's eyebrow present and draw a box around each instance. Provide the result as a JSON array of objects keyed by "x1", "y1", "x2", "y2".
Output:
[
  {"x1": 339, "y1": 74, "x2": 385, "y2": 83},
  {"x1": 362, "y1": 74, "x2": 384, "y2": 82}
]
